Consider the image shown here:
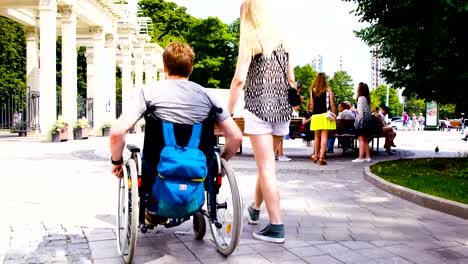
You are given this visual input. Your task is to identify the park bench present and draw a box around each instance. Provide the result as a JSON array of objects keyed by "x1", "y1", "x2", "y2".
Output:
[
  {"x1": 449, "y1": 120, "x2": 462, "y2": 131},
  {"x1": 331, "y1": 119, "x2": 386, "y2": 153},
  {"x1": 214, "y1": 117, "x2": 244, "y2": 154}
]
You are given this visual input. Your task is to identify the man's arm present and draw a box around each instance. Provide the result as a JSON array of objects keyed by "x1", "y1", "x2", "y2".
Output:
[
  {"x1": 109, "y1": 112, "x2": 141, "y2": 178},
  {"x1": 217, "y1": 117, "x2": 243, "y2": 161}
]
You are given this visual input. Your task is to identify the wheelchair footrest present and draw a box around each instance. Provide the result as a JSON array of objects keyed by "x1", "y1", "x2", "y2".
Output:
[{"x1": 163, "y1": 217, "x2": 190, "y2": 228}]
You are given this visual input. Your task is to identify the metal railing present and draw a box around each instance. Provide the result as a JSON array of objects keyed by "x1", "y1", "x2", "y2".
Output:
[
  {"x1": 77, "y1": 97, "x2": 94, "y2": 128},
  {"x1": 0, "y1": 86, "x2": 39, "y2": 132}
]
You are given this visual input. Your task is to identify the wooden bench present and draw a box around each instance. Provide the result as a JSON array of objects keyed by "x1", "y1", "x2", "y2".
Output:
[
  {"x1": 449, "y1": 120, "x2": 462, "y2": 131},
  {"x1": 331, "y1": 119, "x2": 385, "y2": 153},
  {"x1": 214, "y1": 118, "x2": 244, "y2": 154}
]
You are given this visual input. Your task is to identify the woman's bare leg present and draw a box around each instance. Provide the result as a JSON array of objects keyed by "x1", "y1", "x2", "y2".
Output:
[
  {"x1": 319, "y1": 130, "x2": 329, "y2": 159},
  {"x1": 251, "y1": 134, "x2": 282, "y2": 224},
  {"x1": 313, "y1": 130, "x2": 321, "y2": 158},
  {"x1": 364, "y1": 137, "x2": 371, "y2": 159},
  {"x1": 358, "y1": 136, "x2": 365, "y2": 159}
]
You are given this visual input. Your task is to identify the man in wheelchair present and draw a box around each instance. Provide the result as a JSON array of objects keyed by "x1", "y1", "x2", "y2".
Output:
[{"x1": 109, "y1": 42, "x2": 243, "y2": 226}]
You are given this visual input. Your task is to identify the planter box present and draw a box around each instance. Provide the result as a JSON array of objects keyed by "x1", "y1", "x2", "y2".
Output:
[
  {"x1": 102, "y1": 128, "x2": 110, "y2": 137},
  {"x1": 60, "y1": 126, "x2": 68, "y2": 141},
  {"x1": 73, "y1": 127, "x2": 89, "y2": 140},
  {"x1": 51, "y1": 132, "x2": 60, "y2": 142}
]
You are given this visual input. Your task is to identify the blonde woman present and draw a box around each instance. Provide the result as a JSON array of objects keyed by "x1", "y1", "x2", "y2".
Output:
[
  {"x1": 308, "y1": 73, "x2": 336, "y2": 165},
  {"x1": 227, "y1": 0, "x2": 294, "y2": 243}
]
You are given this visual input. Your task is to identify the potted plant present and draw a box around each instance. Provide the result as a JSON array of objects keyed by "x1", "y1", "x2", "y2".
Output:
[
  {"x1": 73, "y1": 118, "x2": 89, "y2": 140},
  {"x1": 10, "y1": 121, "x2": 27, "y2": 137},
  {"x1": 102, "y1": 122, "x2": 112, "y2": 136},
  {"x1": 139, "y1": 122, "x2": 145, "y2": 133},
  {"x1": 50, "y1": 118, "x2": 68, "y2": 142}
]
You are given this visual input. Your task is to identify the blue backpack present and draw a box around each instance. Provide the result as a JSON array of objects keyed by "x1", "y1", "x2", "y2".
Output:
[{"x1": 152, "y1": 122, "x2": 207, "y2": 218}]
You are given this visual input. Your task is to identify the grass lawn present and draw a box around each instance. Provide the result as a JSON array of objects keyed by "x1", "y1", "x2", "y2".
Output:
[{"x1": 370, "y1": 158, "x2": 468, "y2": 204}]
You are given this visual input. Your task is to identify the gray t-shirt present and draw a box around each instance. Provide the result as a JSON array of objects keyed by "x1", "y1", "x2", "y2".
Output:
[
  {"x1": 128, "y1": 80, "x2": 230, "y2": 124},
  {"x1": 337, "y1": 109, "x2": 355, "y2": 120}
]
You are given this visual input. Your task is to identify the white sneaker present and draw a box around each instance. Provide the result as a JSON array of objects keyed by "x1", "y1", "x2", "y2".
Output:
[
  {"x1": 366, "y1": 158, "x2": 372, "y2": 162},
  {"x1": 278, "y1": 155, "x2": 292, "y2": 162},
  {"x1": 352, "y1": 158, "x2": 366, "y2": 163}
]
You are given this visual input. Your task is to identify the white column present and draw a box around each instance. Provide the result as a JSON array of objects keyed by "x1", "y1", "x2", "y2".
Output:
[
  {"x1": 60, "y1": 5, "x2": 77, "y2": 136},
  {"x1": 134, "y1": 51, "x2": 143, "y2": 90},
  {"x1": 39, "y1": 0, "x2": 57, "y2": 135},
  {"x1": 25, "y1": 27, "x2": 39, "y2": 92},
  {"x1": 120, "y1": 44, "x2": 133, "y2": 116},
  {"x1": 25, "y1": 27, "x2": 40, "y2": 132},
  {"x1": 89, "y1": 26, "x2": 105, "y2": 135},
  {"x1": 104, "y1": 33, "x2": 117, "y2": 122},
  {"x1": 144, "y1": 58, "x2": 153, "y2": 85}
]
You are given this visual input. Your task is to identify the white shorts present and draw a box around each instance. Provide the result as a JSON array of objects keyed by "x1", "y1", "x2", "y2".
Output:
[{"x1": 243, "y1": 110, "x2": 290, "y2": 136}]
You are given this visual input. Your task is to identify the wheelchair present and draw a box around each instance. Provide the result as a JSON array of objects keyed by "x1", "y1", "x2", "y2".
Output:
[{"x1": 116, "y1": 111, "x2": 243, "y2": 263}]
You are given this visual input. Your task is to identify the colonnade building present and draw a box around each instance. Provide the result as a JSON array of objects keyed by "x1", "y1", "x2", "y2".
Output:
[{"x1": 0, "y1": 0, "x2": 164, "y2": 136}]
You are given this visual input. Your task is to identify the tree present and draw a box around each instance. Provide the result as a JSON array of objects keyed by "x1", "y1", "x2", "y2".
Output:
[
  {"x1": 403, "y1": 95, "x2": 425, "y2": 118},
  {"x1": 328, "y1": 70, "x2": 355, "y2": 106},
  {"x1": 293, "y1": 64, "x2": 317, "y2": 113},
  {"x1": 186, "y1": 17, "x2": 236, "y2": 88},
  {"x1": 0, "y1": 17, "x2": 26, "y2": 100},
  {"x1": 439, "y1": 104, "x2": 456, "y2": 120},
  {"x1": 139, "y1": 0, "x2": 240, "y2": 88},
  {"x1": 139, "y1": 0, "x2": 196, "y2": 47},
  {"x1": 370, "y1": 85, "x2": 403, "y2": 117},
  {"x1": 344, "y1": 0, "x2": 468, "y2": 109}
]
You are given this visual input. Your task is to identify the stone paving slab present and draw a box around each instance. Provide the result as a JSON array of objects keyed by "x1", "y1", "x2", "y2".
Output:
[{"x1": 0, "y1": 131, "x2": 467, "y2": 263}]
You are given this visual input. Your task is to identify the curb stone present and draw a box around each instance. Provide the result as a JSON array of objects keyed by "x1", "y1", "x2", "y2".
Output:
[{"x1": 364, "y1": 164, "x2": 468, "y2": 219}]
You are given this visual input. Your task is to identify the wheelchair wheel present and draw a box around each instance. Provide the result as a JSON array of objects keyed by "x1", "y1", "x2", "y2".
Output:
[
  {"x1": 209, "y1": 158, "x2": 242, "y2": 256},
  {"x1": 193, "y1": 211, "x2": 206, "y2": 240},
  {"x1": 116, "y1": 159, "x2": 139, "y2": 263}
]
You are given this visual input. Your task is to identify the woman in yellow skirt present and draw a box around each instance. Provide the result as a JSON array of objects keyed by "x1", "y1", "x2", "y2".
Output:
[{"x1": 308, "y1": 73, "x2": 336, "y2": 165}]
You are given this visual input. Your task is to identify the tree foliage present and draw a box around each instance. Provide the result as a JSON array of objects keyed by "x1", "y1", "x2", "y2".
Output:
[
  {"x1": 139, "y1": 0, "x2": 196, "y2": 47},
  {"x1": 0, "y1": 16, "x2": 26, "y2": 100},
  {"x1": 403, "y1": 95, "x2": 425, "y2": 117},
  {"x1": 370, "y1": 85, "x2": 403, "y2": 117},
  {"x1": 139, "y1": 0, "x2": 240, "y2": 88},
  {"x1": 187, "y1": 17, "x2": 237, "y2": 88},
  {"x1": 344, "y1": 0, "x2": 468, "y2": 110},
  {"x1": 328, "y1": 70, "x2": 355, "y2": 106},
  {"x1": 293, "y1": 64, "x2": 317, "y2": 113}
]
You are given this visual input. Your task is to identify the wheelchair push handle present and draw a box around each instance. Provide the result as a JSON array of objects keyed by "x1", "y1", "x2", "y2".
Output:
[
  {"x1": 126, "y1": 144, "x2": 142, "y2": 176},
  {"x1": 126, "y1": 144, "x2": 141, "y2": 153}
]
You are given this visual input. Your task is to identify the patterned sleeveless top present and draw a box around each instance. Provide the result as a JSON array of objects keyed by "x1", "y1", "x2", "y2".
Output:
[{"x1": 244, "y1": 45, "x2": 292, "y2": 123}]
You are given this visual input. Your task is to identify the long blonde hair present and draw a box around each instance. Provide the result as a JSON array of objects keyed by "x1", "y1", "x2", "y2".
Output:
[
  {"x1": 310, "y1": 72, "x2": 328, "y2": 97},
  {"x1": 240, "y1": 0, "x2": 283, "y2": 58}
]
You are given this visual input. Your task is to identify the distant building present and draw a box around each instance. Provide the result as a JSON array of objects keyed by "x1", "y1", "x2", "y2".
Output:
[
  {"x1": 370, "y1": 46, "x2": 389, "y2": 90},
  {"x1": 311, "y1": 55, "x2": 323, "y2": 73}
]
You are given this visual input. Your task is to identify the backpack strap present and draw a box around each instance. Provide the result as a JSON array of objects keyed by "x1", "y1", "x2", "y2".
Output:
[
  {"x1": 161, "y1": 122, "x2": 177, "y2": 147},
  {"x1": 161, "y1": 122, "x2": 202, "y2": 148},
  {"x1": 187, "y1": 123, "x2": 202, "y2": 148}
]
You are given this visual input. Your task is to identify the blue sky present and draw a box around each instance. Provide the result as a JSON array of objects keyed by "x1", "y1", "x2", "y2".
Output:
[{"x1": 169, "y1": 0, "x2": 372, "y2": 87}]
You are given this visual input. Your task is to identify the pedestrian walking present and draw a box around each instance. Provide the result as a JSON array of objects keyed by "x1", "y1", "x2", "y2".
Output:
[
  {"x1": 308, "y1": 73, "x2": 336, "y2": 165},
  {"x1": 227, "y1": 0, "x2": 294, "y2": 243}
]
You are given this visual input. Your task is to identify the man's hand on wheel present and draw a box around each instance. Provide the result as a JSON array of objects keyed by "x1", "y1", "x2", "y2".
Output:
[{"x1": 112, "y1": 164, "x2": 124, "y2": 178}]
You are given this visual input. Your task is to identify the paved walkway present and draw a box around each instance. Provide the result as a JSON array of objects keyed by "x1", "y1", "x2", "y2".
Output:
[{"x1": 0, "y1": 130, "x2": 467, "y2": 263}]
